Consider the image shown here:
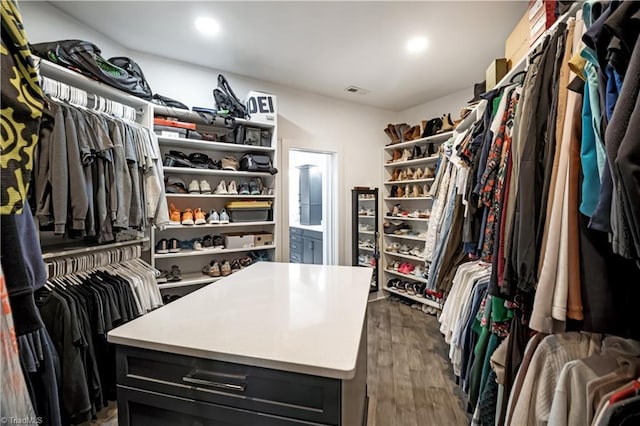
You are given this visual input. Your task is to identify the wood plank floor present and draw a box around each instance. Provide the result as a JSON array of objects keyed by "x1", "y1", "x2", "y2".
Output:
[
  {"x1": 90, "y1": 298, "x2": 469, "y2": 426},
  {"x1": 366, "y1": 298, "x2": 469, "y2": 426}
]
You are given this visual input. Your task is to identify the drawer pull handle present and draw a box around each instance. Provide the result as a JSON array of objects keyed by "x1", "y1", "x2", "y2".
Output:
[{"x1": 182, "y1": 373, "x2": 246, "y2": 392}]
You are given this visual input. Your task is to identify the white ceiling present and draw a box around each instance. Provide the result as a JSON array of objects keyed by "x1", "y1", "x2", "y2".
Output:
[{"x1": 49, "y1": 1, "x2": 527, "y2": 111}]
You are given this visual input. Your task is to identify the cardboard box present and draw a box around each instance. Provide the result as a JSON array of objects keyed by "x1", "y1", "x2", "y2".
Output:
[
  {"x1": 505, "y1": 12, "x2": 530, "y2": 70},
  {"x1": 224, "y1": 233, "x2": 255, "y2": 249},
  {"x1": 486, "y1": 58, "x2": 508, "y2": 90},
  {"x1": 254, "y1": 233, "x2": 274, "y2": 247}
]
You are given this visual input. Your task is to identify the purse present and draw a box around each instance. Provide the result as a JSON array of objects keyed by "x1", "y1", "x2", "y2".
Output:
[{"x1": 239, "y1": 152, "x2": 277, "y2": 175}]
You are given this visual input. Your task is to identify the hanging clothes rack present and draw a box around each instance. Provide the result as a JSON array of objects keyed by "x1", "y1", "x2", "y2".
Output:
[{"x1": 41, "y1": 76, "x2": 138, "y2": 121}]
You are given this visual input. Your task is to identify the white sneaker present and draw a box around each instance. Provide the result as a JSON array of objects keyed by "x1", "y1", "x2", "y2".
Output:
[
  {"x1": 200, "y1": 180, "x2": 212, "y2": 194},
  {"x1": 188, "y1": 179, "x2": 200, "y2": 193},
  {"x1": 413, "y1": 265, "x2": 423, "y2": 277},
  {"x1": 215, "y1": 180, "x2": 228, "y2": 194},
  {"x1": 228, "y1": 180, "x2": 238, "y2": 195},
  {"x1": 208, "y1": 209, "x2": 220, "y2": 224},
  {"x1": 219, "y1": 209, "x2": 230, "y2": 224}
]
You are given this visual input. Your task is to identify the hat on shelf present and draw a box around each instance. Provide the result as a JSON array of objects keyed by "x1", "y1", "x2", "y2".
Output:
[{"x1": 468, "y1": 80, "x2": 486, "y2": 104}]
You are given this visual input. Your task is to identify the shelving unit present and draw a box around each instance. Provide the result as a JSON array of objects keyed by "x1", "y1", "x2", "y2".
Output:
[
  {"x1": 384, "y1": 286, "x2": 441, "y2": 309},
  {"x1": 352, "y1": 188, "x2": 379, "y2": 292},
  {"x1": 381, "y1": 128, "x2": 450, "y2": 307},
  {"x1": 153, "y1": 104, "x2": 278, "y2": 294}
]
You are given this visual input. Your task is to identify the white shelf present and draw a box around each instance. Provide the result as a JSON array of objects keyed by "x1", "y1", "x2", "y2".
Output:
[
  {"x1": 157, "y1": 136, "x2": 275, "y2": 153},
  {"x1": 358, "y1": 263, "x2": 374, "y2": 268},
  {"x1": 158, "y1": 272, "x2": 223, "y2": 289},
  {"x1": 384, "y1": 155, "x2": 439, "y2": 168},
  {"x1": 384, "y1": 197, "x2": 433, "y2": 201},
  {"x1": 383, "y1": 251, "x2": 425, "y2": 262},
  {"x1": 385, "y1": 269, "x2": 427, "y2": 284},
  {"x1": 383, "y1": 234, "x2": 427, "y2": 242},
  {"x1": 383, "y1": 178, "x2": 435, "y2": 185},
  {"x1": 358, "y1": 230, "x2": 375, "y2": 234},
  {"x1": 358, "y1": 215, "x2": 375, "y2": 218},
  {"x1": 359, "y1": 246, "x2": 375, "y2": 252},
  {"x1": 383, "y1": 131, "x2": 454, "y2": 151},
  {"x1": 384, "y1": 216, "x2": 429, "y2": 222},
  {"x1": 358, "y1": 197, "x2": 376, "y2": 201},
  {"x1": 155, "y1": 245, "x2": 275, "y2": 259},
  {"x1": 383, "y1": 287, "x2": 441, "y2": 309},
  {"x1": 154, "y1": 105, "x2": 275, "y2": 129},
  {"x1": 164, "y1": 167, "x2": 272, "y2": 177},
  {"x1": 166, "y1": 194, "x2": 275, "y2": 199},
  {"x1": 162, "y1": 221, "x2": 274, "y2": 230}
]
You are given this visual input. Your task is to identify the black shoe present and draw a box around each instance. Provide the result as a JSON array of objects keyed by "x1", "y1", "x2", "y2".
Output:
[
  {"x1": 167, "y1": 265, "x2": 182, "y2": 282},
  {"x1": 390, "y1": 185, "x2": 398, "y2": 198},
  {"x1": 212, "y1": 234, "x2": 224, "y2": 248}
]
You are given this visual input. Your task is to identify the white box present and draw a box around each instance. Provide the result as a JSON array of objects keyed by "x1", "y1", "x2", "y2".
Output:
[
  {"x1": 246, "y1": 91, "x2": 277, "y2": 124},
  {"x1": 224, "y1": 233, "x2": 255, "y2": 249}
]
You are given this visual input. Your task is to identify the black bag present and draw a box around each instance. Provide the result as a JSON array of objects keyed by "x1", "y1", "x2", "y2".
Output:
[
  {"x1": 151, "y1": 93, "x2": 189, "y2": 110},
  {"x1": 32, "y1": 40, "x2": 153, "y2": 100},
  {"x1": 239, "y1": 152, "x2": 277, "y2": 175},
  {"x1": 233, "y1": 125, "x2": 261, "y2": 145},
  {"x1": 213, "y1": 74, "x2": 249, "y2": 119}
]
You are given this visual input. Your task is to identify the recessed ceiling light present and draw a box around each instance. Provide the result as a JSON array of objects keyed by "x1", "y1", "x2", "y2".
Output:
[
  {"x1": 195, "y1": 17, "x2": 220, "y2": 36},
  {"x1": 406, "y1": 36, "x2": 428, "y2": 53}
]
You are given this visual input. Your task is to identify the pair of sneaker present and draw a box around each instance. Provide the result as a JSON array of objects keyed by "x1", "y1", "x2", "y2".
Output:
[
  {"x1": 155, "y1": 238, "x2": 181, "y2": 254},
  {"x1": 207, "y1": 209, "x2": 230, "y2": 224},
  {"x1": 202, "y1": 260, "x2": 230, "y2": 277},
  {"x1": 188, "y1": 179, "x2": 212, "y2": 194},
  {"x1": 215, "y1": 180, "x2": 237, "y2": 195},
  {"x1": 194, "y1": 234, "x2": 225, "y2": 251},
  {"x1": 215, "y1": 179, "x2": 262, "y2": 196}
]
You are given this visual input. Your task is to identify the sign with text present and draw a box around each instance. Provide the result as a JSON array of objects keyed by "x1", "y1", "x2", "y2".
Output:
[{"x1": 246, "y1": 91, "x2": 277, "y2": 124}]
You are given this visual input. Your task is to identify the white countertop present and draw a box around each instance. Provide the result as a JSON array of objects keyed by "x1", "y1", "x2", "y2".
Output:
[{"x1": 108, "y1": 262, "x2": 371, "y2": 379}]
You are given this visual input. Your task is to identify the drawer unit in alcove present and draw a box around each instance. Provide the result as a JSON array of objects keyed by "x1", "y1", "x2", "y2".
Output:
[{"x1": 116, "y1": 346, "x2": 341, "y2": 425}]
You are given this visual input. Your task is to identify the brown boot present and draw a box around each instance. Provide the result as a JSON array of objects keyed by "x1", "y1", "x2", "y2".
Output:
[
  {"x1": 391, "y1": 169, "x2": 400, "y2": 181},
  {"x1": 397, "y1": 186, "x2": 405, "y2": 198},
  {"x1": 388, "y1": 124, "x2": 400, "y2": 144}
]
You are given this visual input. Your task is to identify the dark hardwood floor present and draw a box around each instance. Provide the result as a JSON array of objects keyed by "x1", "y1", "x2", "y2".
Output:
[{"x1": 366, "y1": 298, "x2": 469, "y2": 426}]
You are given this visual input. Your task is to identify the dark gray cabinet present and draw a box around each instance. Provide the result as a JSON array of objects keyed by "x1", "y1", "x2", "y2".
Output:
[
  {"x1": 290, "y1": 227, "x2": 323, "y2": 265},
  {"x1": 298, "y1": 165, "x2": 322, "y2": 226}
]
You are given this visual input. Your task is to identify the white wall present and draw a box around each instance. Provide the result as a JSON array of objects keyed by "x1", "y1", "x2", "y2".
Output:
[
  {"x1": 20, "y1": 1, "x2": 395, "y2": 266},
  {"x1": 398, "y1": 87, "x2": 471, "y2": 127}
]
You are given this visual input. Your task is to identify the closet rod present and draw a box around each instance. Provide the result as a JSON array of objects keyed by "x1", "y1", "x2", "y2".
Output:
[{"x1": 41, "y1": 237, "x2": 150, "y2": 260}]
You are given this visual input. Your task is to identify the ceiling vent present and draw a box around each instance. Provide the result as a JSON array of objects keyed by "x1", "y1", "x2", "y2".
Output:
[{"x1": 344, "y1": 85, "x2": 370, "y2": 95}]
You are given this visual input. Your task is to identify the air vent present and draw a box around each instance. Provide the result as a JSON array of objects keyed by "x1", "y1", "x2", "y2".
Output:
[{"x1": 344, "y1": 86, "x2": 370, "y2": 95}]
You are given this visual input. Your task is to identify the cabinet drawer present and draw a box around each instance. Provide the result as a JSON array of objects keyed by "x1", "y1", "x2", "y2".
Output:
[
  {"x1": 118, "y1": 385, "x2": 323, "y2": 426},
  {"x1": 290, "y1": 252, "x2": 302, "y2": 263},
  {"x1": 290, "y1": 242, "x2": 302, "y2": 252},
  {"x1": 289, "y1": 227, "x2": 303, "y2": 235},
  {"x1": 290, "y1": 233, "x2": 303, "y2": 243},
  {"x1": 116, "y1": 346, "x2": 340, "y2": 425}
]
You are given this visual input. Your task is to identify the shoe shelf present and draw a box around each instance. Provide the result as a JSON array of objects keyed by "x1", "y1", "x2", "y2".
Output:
[
  {"x1": 384, "y1": 197, "x2": 433, "y2": 201},
  {"x1": 383, "y1": 131, "x2": 454, "y2": 151},
  {"x1": 384, "y1": 216, "x2": 430, "y2": 222},
  {"x1": 358, "y1": 230, "x2": 375, "y2": 235},
  {"x1": 164, "y1": 167, "x2": 272, "y2": 177},
  {"x1": 164, "y1": 221, "x2": 275, "y2": 229},
  {"x1": 155, "y1": 244, "x2": 276, "y2": 259},
  {"x1": 158, "y1": 272, "x2": 223, "y2": 290},
  {"x1": 166, "y1": 194, "x2": 275, "y2": 199},
  {"x1": 359, "y1": 246, "x2": 375, "y2": 252},
  {"x1": 359, "y1": 263, "x2": 375, "y2": 268},
  {"x1": 383, "y1": 251, "x2": 425, "y2": 262},
  {"x1": 383, "y1": 234, "x2": 426, "y2": 242},
  {"x1": 384, "y1": 155, "x2": 439, "y2": 168},
  {"x1": 383, "y1": 286, "x2": 441, "y2": 309},
  {"x1": 383, "y1": 178, "x2": 435, "y2": 185},
  {"x1": 385, "y1": 269, "x2": 428, "y2": 284},
  {"x1": 157, "y1": 136, "x2": 276, "y2": 153},
  {"x1": 358, "y1": 197, "x2": 375, "y2": 201},
  {"x1": 358, "y1": 215, "x2": 375, "y2": 218}
]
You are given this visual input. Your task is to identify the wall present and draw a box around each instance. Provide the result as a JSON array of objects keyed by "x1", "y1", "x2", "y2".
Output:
[
  {"x1": 398, "y1": 88, "x2": 471, "y2": 127},
  {"x1": 20, "y1": 1, "x2": 395, "y2": 267}
]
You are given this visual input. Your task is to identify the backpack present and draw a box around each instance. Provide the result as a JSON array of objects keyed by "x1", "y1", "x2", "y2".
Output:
[
  {"x1": 151, "y1": 93, "x2": 189, "y2": 110},
  {"x1": 31, "y1": 40, "x2": 153, "y2": 100},
  {"x1": 213, "y1": 74, "x2": 250, "y2": 119},
  {"x1": 239, "y1": 152, "x2": 277, "y2": 175}
]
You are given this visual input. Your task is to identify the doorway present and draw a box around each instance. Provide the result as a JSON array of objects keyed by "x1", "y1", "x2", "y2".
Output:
[{"x1": 287, "y1": 149, "x2": 337, "y2": 265}]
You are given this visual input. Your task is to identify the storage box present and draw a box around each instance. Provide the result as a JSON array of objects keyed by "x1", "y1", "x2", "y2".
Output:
[
  {"x1": 224, "y1": 233, "x2": 255, "y2": 249},
  {"x1": 505, "y1": 12, "x2": 530, "y2": 70},
  {"x1": 227, "y1": 207, "x2": 271, "y2": 223},
  {"x1": 254, "y1": 233, "x2": 274, "y2": 246},
  {"x1": 245, "y1": 91, "x2": 277, "y2": 125},
  {"x1": 486, "y1": 58, "x2": 508, "y2": 90}
]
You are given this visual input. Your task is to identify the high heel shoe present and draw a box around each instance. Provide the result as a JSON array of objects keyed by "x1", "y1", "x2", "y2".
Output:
[
  {"x1": 399, "y1": 169, "x2": 407, "y2": 181},
  {"x1": 398, "y1": 148, "x2": 412, "y2": 162},
  {"x1": 438, "y1": 113, "x2": 455, "y2": 133},
  {"x1": 390, "y1": 185, "x2": 398, "y2": 198},
  {"x1": 404, "y1": 185, "x2": 410, "y2": 198},
  {"x1": 423, "y1": 183, "x2": 430, "y2": 195},
  {"x1": 397, "y1": 186, "x2": 405, "y2": 198},
  {"x1": 422, "y1": 117, "x2": 443, "y2": 138},
  {"x1": 391, "y1": 169, "x2": 400, "y2": 181},
  {"x1": 414, "y1": 167, "x2": 424, "y2": 179},
  {"x1": 411, "y1": 145, "x2": 422, "y2": 159},
  {"x1": 406, "y1": 168, "x2": 415, "y2": 180},
  {"x1": 387, "y1": 149, "x2": 402, "y2": 163}
]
